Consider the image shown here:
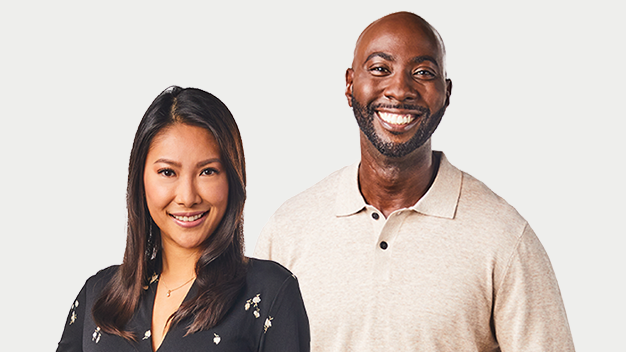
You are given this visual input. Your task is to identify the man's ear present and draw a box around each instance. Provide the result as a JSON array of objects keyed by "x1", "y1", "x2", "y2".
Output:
[
  {"x1": 445, "y1": 78, "x2": 452, "y2": 107},
  {"x1": 345, "y1": 68, "x2": 354, "y2": 107}
]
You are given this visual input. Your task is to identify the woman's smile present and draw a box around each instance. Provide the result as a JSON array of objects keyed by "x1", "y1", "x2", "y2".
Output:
[{"x1": 169, "y1": 211, "x2": 208, "y2": 227}]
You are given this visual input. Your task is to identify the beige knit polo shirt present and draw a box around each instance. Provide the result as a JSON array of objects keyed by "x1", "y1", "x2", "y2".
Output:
[{"x1": 254, "y1": 152, "x2": 574, "y2": 351}]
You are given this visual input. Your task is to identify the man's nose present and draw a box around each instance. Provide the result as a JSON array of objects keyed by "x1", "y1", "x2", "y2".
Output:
[{"x1": 383, "y1": 72, "x2": 418, "y2": 102}]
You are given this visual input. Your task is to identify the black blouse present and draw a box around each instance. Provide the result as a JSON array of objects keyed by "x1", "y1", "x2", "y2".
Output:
[{"x1": 57, "y1": 258, "x2": 310, "y2": 351}]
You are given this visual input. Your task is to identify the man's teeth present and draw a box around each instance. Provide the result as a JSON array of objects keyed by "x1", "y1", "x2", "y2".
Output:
[
  {"x1": 172, "y1": 213, "x2": 204, "y2": 222},
  {"x1": 378, "y1": 112, "x2": 414, "y2": 125}
]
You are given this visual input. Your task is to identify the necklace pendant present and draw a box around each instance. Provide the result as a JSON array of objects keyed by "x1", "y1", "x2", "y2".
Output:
[{"x1": 167, "y1": 290, "x2": 171, "y2": 297}]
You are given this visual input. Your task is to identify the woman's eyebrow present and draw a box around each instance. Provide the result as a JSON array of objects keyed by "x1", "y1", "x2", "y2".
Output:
[
  {"x1": 197, "y1": 158, "x2": 222, "y2": 168},
  {"x1": 153, "y1": 158, "x2": 180, "y2": 167}
]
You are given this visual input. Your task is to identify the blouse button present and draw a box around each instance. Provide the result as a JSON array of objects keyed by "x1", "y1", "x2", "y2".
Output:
[
  {"x1": 380, "y1": 241, "x2": 388, "y2": 250},
  {"x1": 372, "y1": 212, "x2": 380, "y2": 220}
]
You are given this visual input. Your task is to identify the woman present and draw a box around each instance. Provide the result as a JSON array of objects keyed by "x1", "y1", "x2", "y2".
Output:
[{"x1": 57, "y1": 86, "x2": 309, "y2": 351}]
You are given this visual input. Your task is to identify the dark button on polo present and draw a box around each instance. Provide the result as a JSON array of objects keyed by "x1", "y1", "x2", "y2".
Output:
[
  {"x1": 372, "y1": 212, "x2": 380, "y2": 220},
  {"x1": 380, "y1": 241, "x2": 388, "y2": 250}
]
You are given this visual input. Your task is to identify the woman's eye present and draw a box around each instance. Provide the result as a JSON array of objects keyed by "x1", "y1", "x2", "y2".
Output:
[
  {"x1": 201, "y1": 168, "x2": 218, "y2": 176},
  {"x1": 158, "y1": 169, "x2": 175, "y2": 177}
]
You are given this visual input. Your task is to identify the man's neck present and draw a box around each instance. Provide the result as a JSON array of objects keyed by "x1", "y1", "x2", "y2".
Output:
[{"x1": 358, "y1": 137, "x2": 438, "y2": 218}]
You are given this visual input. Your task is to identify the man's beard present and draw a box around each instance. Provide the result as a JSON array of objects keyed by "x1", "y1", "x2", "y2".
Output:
[{"x1": 351, "y1": 96, "x2": 445, "y2": 158}]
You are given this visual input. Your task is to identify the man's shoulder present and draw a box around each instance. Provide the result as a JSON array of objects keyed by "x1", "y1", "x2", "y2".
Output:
[
  {"x1": 457, "y1": 170, "x2": 528, "y2": 232},
  {"x1": 272, "y1": 164, "x2": 352, "y2": 217},
  {"x1": 432, "y1": 152, "x2": 527, "y2": 231}
]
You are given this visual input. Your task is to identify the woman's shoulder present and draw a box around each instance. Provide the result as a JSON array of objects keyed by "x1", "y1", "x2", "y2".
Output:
[
  {"x1": 83, "y1": 265, "x2": 119, "y2": 293},
  {"x1": 245, "y1": 258, "x2": 298, "y2": 291},
  {"x1": 246, "y1": 257, "x2": 294, "y2": 277}
]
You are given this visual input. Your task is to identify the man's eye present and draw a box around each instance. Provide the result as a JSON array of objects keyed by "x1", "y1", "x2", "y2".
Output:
[
  {"x1": 158, "y1": 169, "x2": 175, "y2": 177},
  {"x1": 369, "y1": 66, "x2": 390, "y2": 74},
  {"x1": 415, "y1": 69, "x2": 435, "y2": 78}
]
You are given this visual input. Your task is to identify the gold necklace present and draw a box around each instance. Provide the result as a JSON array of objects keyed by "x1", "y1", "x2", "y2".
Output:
[{"x1": 160, "y1": 276, "x2": 195, "y2": 297}]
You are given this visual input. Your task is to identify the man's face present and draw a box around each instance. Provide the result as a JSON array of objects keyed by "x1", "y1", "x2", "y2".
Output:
[{"x1": 346, "y1": 16, "x2": 451, "y2": 158}]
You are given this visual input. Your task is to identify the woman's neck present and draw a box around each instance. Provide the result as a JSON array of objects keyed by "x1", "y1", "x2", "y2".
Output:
[{"x1": 160, "y1": 244, "x2": 199, "y2": 284}]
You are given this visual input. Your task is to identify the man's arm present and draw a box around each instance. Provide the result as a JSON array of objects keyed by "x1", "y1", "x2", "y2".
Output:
[{"x1": 493, "y1": 224, "x2": 575, "y2": 351}]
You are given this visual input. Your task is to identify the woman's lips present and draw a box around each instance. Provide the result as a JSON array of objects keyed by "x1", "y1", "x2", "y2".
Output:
[{"x1": 169, "y1": 211, "x2": 208, "y2": 228}]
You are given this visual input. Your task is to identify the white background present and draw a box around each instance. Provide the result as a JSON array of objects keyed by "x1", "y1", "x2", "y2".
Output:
[{"x1": 1, "y1": 1, "x2": 624, "y2": 350}]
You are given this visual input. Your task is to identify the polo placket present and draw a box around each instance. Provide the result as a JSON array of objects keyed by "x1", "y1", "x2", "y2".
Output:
[{"x1": 369, "y1": 207, "x2": 410, "y2": 281}]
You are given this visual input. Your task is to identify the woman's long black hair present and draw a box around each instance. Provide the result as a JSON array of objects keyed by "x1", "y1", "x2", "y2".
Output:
[{"x1": 92, "y1": 86, "x2": 247, "y2": 339}]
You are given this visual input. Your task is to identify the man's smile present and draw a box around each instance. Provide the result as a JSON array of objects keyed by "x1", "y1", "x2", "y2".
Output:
[
  {"x1": 375, "y1": 109, "x2": 424, "y2": 133},
  {"x1": 377, "y1": 111, "x2": 415, "y2": 125}
]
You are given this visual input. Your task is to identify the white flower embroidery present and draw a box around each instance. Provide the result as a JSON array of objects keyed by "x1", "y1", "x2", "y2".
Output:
[
  {"x1": 92, "y1": 327, "x2": 101, "y2": 343},
  {"x1": 143, "y1": 330, "x2": 151, "y2": 340},
  {"x1": 244, "y1": 294, "x2": 262, "y2": 318},
  {"x1": 264, "y1": 317, "x2": 273, "y2": 333},
  {"x1": 213, "y1": 333, "x2": 221, "y2": 345},
  {"x1": 69, "y1": 300, "x2": 79, "y2": 325}
]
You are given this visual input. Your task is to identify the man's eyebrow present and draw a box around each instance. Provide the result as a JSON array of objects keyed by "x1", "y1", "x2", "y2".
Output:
[
  {"x1": 410, "y1": 55, "x2": 440, "y2": 69},
  {"x1": 364, "y1": 52, "x2": 395, "y2": 63},
  {"x1": 364, "y1": 52, "x2": 440, "y2": 69}
]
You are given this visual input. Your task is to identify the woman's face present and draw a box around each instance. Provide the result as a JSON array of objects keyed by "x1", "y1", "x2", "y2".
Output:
[{"x1": 143, "y1": 123, "x2": 229, "y2": 254}]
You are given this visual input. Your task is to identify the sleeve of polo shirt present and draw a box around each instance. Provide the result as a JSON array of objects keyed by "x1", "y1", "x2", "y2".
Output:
[
  {"x1": 253, "y1": 215, "x2": 277, "y2": 260},
  {"x1": 492, "y1": 224, "x2": 575, "y2": 351}
]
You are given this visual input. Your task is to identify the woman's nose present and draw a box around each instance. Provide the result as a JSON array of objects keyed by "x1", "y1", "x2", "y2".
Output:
[{"x1": 175, "y1": 178, "x2": 201, "y2": 208}]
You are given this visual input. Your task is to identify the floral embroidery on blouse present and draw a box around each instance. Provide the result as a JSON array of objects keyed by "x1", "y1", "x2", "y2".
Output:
[
  {"x1": 244, "y1": 293, "x2": 262, "y2": 318},
  {"x1": 213, "y1": 333, "x2": 221, "y2": 345},
  {"x1": 92, "y1": 327, "x2": 102, "y2": 343},
  {"x1": 69, "y1": 300, "x2": 79, "y2": 325},
  {"x1": 263, "y1": 316, "x2": 273, "y2": 333},
  {"x1": 142, "y1": 330, "x2": 151, "y2": 340}
]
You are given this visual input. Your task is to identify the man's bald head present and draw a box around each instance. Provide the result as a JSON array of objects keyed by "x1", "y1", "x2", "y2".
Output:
[{"x1": 353, "y1": 12, "x2": 447, "y2": 77}]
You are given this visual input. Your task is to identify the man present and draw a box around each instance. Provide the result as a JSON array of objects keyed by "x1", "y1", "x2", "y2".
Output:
[{"x1": 254, "y1": 11, "x2": 574, "y2": 351}]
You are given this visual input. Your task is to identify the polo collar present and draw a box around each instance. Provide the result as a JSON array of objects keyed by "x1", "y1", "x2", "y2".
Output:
[{"x1": 335, "y1": 151, "x2": 461, "y2": 219}]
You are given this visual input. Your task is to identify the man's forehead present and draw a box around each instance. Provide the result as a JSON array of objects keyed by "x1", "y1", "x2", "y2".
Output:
[
  {"x1": 355, "y1": 24, "x2": 441, "y2": 61},
  {"x1": 352, "y1": 13, "x2": 445, "y2": 70}
]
